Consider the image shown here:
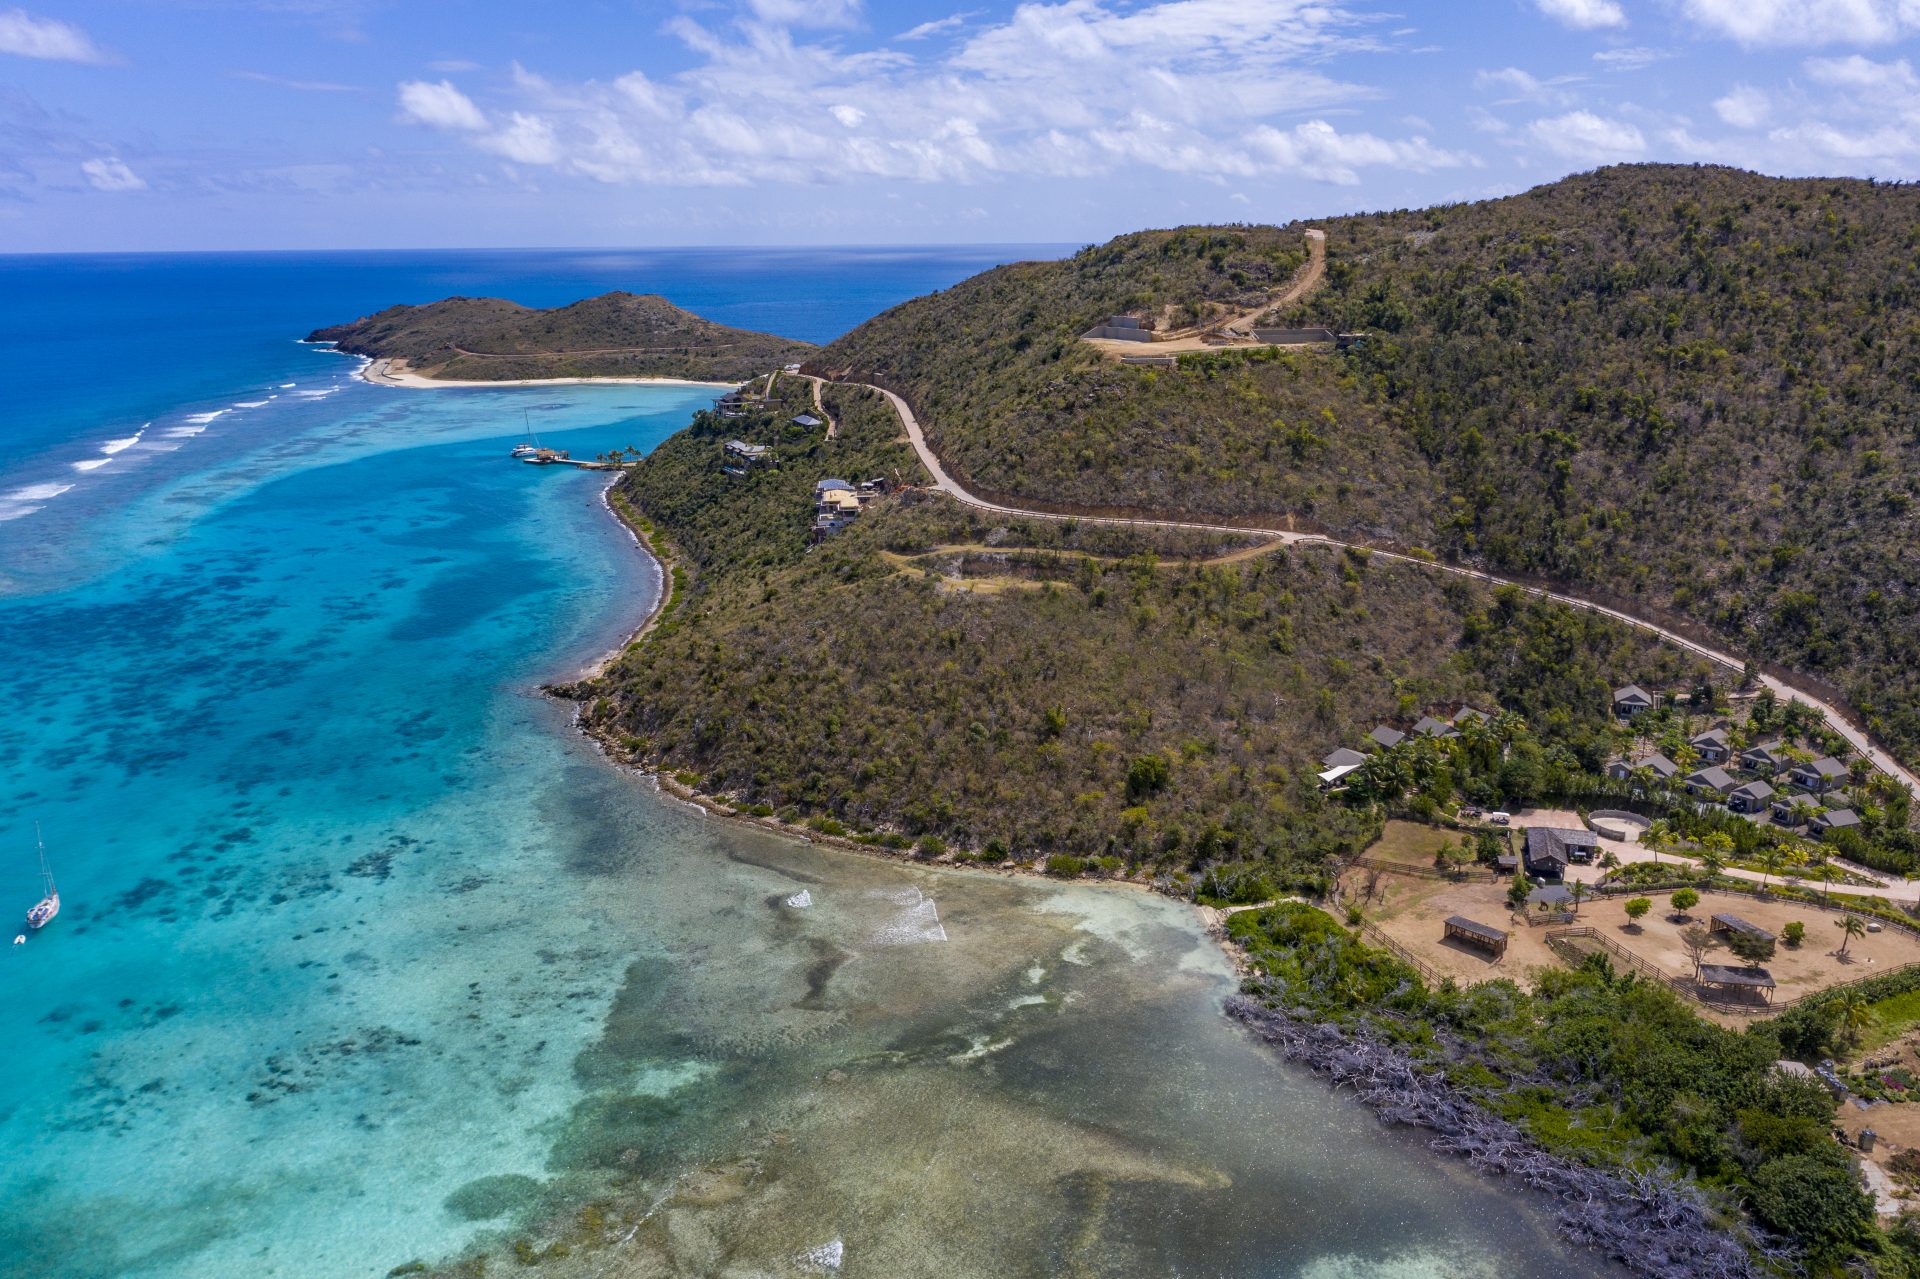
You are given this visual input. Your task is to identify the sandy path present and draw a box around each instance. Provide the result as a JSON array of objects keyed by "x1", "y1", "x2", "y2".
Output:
[
  {"x1": 1086, "y1": 228, "x2": 1328, "y2": 357},
  {"x1": 857, "y1": 382, "x2": 1919, "y2": 799}
]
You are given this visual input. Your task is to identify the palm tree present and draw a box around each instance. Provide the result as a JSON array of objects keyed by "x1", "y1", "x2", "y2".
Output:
[
  {"x1": 1569, "y1": 880, "x2": 1588, "y2": 918},
  {"x1": 1758, "y1": 847, "x2": 1784, "y2": 891},
  {"x1": 1643, "y1": 819, "x2": 1672, "y2": 865},
  {"x1": 1836, "y1": 914, "x2": 1867, "y2": 959},
  {"x1": 1698, "y1": 850, "x2": 1725, "y2": 883},
  {"x1": 1837, "y1": 990, "x2": 1878, "y2": 1049}
]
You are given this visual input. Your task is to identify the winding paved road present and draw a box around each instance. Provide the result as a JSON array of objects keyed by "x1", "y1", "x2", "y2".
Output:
[{"x1": 854, "y1": 383, "x2": 1919, "y2": 797}]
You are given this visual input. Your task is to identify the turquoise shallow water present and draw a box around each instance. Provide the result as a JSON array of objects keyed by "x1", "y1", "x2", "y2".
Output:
[{"x1": 1, "y1": 253, "x2": 1623, "y2": 1279}]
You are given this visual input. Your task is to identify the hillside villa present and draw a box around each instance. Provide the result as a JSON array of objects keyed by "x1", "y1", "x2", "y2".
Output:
[{"x1": 1612, "y1": 684, "x2": 1654, "y2": 718}]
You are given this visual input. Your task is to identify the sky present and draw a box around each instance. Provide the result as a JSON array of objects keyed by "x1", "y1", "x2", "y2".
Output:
[{"x1": 2, "y1": 0, "x2": 1918, "y2": 251}]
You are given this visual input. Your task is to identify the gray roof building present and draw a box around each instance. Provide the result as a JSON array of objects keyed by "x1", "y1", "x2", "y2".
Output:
[
  {"x1": 1812, "y1": 808, "x2": 1862, "y2": 835},
  {"x1": 1524, "y1": 827, "x2": 1598, "y2": 877},
  {"x1": 1609, "y1": 751, "x2": 1680, "y2": 782},
  {"x1": 1686, "y1": 765, "x2": 1739, "y2": 795},
  {"x1": 1791, "y1": 756, "x2": 1850, "y2": 790},
  {"x1": 1613, "y1": 685, "x2": 1654, "y2": 716},
  {"x1": 1322, "y1": 747, "x2": 1367, "y2": 770},
  {"x1": 1368, "y1": 725, "x2": 1406, "y2": 750},
  {"x1": 1690, "y1": 728, "x2": 1731, "y2": 760}
]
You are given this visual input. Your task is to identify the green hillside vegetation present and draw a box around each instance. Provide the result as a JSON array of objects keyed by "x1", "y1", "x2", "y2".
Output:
[
  {"x1": 816, "y1": 164, "x2": 1920, "y2": 759},
  {"x1": 581, "y1": 372, "x2": 1706, "y2": 895},
  {"x1": 309, "y1": 291, "x2": 813, "y2": 383}
]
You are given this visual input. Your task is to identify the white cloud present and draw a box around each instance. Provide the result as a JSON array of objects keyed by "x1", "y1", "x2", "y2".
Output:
[
  {"x1": 0, "y1": 8, "x2": 107, "y2": 62},
  {"x1": 1679, "y1": 0, "x2": 1920, "y2": 46},
  {"x1": 397, "y1": 79, "x2": 488, "y2": 131},
  {"x1": 747, "y1": 0, "x2": 862, "y2": 27},
  {"x1": 1245, "y1": 119, "x2": 1471, "y2": 184},
  {"x1": 481, "y1": 112, "x2": 561, "y2": 165},
  {"x1": 1532, "y1": 0, "x2": 1627, "y2": 30},
  {"x1": 1527, "y1": 109, "x2": 1646, "y2": 161},
  {"x1": 385, "y1": 0, "x2": 1467, "y2": 189},
  {"x1": 897, "y1": 12, "x2": 975, "y2": 40},
  {"x1": 81, "y1": 157, "x2": 144, "y2": 191},
  {"x1": 1713, "y1": 83, "x2": 1771, "y2": 127},
  {"x1": 1473, "y1": 67, "x2": 1583, "y2": 104},
  {"x1": 1753, "y1": 54, "x2": 1920, "y2": 167},
  {"x1": 234, "y1": 70, "x2": 360, "y2": 93},
  {"x1": 1802, "y1": 52, "x2": 1920, "y2": 94},
  {"x1": 1592, "y1": 46, "x2": 1669, "y2": 70}
]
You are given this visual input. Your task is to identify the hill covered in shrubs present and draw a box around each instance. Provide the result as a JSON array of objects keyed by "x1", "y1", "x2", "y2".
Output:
[{"x1": 817, "y1": 164, "x2": 1920, "y2": 759}]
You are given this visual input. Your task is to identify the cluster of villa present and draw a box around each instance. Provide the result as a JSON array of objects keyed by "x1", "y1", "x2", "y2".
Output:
[
  {"x1": 811, "y1": 476, "x2": 889, "y2": 541},
  {"x1": 1609, "y1": 684, "x2": 1862, "y2": 838},
  {"x1": 1316, "y1": 704, "x2": 1493, "y2": 788},
  {"x1": 720, "y1": 413, "x2": 827, "y2": 477}
]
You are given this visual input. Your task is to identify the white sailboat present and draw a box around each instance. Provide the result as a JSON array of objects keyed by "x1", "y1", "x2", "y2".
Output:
[
  {"x1": 510, "y1": 409, "x2": 542, "y2": 459},
  {"x1": 25, "y1": 825, "x2": 58, "y2": 931}
]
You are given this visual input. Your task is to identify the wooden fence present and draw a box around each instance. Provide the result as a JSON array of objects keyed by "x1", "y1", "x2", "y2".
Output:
[
  {"x1": 1547, "y1": 923, "x2": 1920, "y2": 1015},
  {"x1": 1357, "y1": 919, "x2": 1445, "y2": 986},
  {"x1": 1589, "y1": 880, "x2": 1920, "y2": 944},
  {"x1": 1349, "y1": 855, "x2": 1497, "y2": 883}
]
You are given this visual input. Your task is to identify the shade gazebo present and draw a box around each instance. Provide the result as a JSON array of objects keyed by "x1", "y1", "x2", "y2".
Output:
[
  {"x1": 1443, "y1": 915, "x2": 1509, "y2": 959},
  {"x1": 1696, "y1": 963, "x2": 1776, "y2": 1004},
  {"x1": 1709, "y1": 913, "x2": 1776, "y2": 944}
]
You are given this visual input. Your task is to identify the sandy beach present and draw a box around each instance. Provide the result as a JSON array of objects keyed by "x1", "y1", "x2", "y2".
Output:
[{"x1": 359, "y1": 356, "x2": 733, "y2": 391}]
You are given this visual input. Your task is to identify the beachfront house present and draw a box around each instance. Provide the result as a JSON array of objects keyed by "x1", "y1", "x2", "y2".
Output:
[
  {"x1": 1690, "y1": 728, "x2": 1731, "y2": 764},
  {"x1": 1613, "y1": 685, "x2": 1654, "y2": 719},
  {"x1": 1740, "y1": 742, "x2": 1790, "y2": 775},
  {"x1": 1790, "y1": 756, "x2": 1850, "y2": 793}
]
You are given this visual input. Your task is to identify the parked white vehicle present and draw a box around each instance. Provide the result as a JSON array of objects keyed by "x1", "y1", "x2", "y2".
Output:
[{"x1": 1487, "y1": 811, "x2": 1512, "y2": 826}]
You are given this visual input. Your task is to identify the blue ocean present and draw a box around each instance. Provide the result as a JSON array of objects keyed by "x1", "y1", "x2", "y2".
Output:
[{"x1": 0, "y1": 249, "x2": 1618, "y2": 1278}]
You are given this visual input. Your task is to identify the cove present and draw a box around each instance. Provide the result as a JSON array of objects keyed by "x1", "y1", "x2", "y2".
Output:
[{"x1": 0, "y1": 260, "x2": 1622, "y2": 1279}]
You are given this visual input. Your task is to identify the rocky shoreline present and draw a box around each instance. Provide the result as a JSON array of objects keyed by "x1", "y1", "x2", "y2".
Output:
[{"x1": 1225, "y1": 995, "x2": 1784, "y2": 1279}]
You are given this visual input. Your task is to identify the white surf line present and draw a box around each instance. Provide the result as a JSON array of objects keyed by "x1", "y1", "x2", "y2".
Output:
[
  {"x1": 100, "y1": 424, "x2": 148, "y2": 454},
  {"x1": 0, "y1": 480, "x2": 76, "y2": 521},
  {"x1": 72, "y1": 422, "x2": 154, "y2": 471},
  {"x1": 854, "y1": 380, "x2": 1920, "y2": 797}
]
